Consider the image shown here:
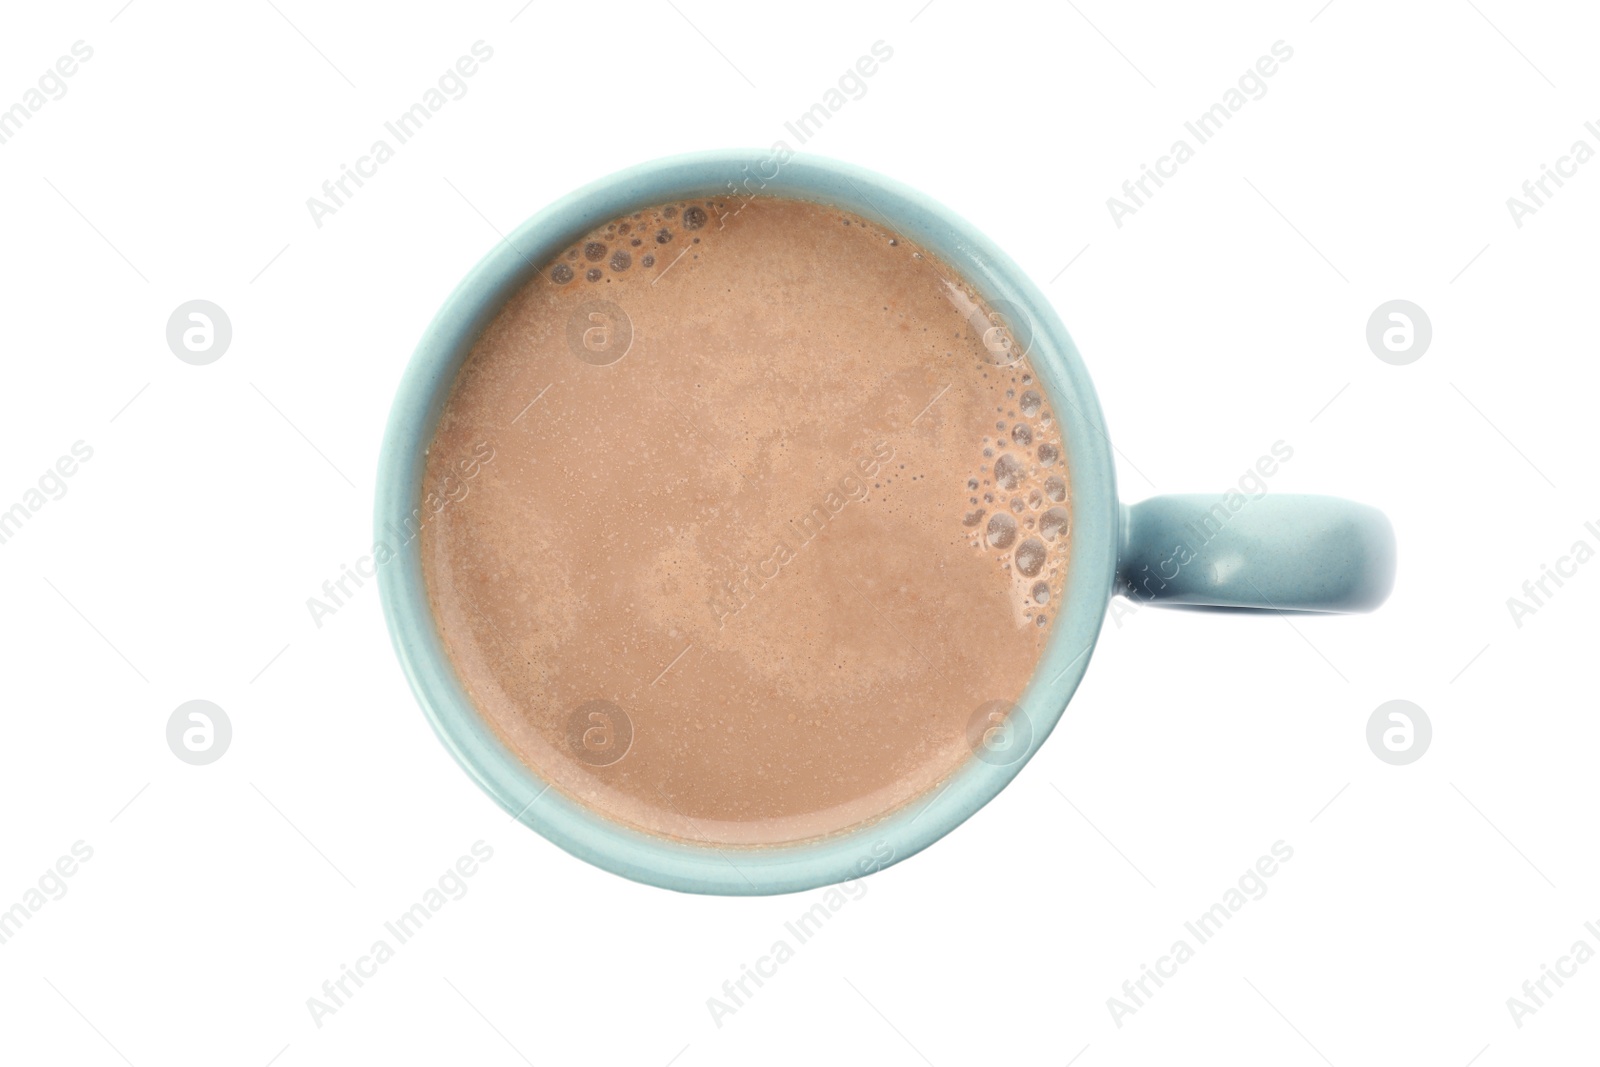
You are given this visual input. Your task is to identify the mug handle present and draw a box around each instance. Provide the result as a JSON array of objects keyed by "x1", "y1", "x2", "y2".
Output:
[{"x1": 1117, "y1": 494, "x2": 1396, "y2": 612}]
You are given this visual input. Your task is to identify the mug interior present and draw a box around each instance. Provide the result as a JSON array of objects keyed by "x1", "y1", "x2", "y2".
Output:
[{"x1": 376, "y1": 149, "x2": 1118, "y2": 894}]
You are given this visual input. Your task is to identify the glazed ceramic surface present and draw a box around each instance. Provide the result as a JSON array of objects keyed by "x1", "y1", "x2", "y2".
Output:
[{"x1": 376, "y1": 150, "x2": 1394, "y2": 895}]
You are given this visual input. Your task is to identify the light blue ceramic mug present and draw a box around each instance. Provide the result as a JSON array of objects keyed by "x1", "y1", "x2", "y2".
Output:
[{"x1": 376, "y1": 150, "x2": 1395, "y2": 896}]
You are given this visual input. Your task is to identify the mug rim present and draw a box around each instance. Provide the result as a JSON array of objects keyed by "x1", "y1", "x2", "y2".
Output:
[{"x1": 375, "y1": 148, "x2": 1119, "y2": 895}]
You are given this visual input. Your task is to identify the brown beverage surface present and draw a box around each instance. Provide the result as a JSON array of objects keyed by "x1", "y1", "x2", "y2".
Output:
[{"x1": 421, "y1": 195, "x2": 1072, "y2": 846}]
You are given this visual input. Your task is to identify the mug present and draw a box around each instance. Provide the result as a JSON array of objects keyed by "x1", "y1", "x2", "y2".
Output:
[{"x1": 376, "y1": 149, "x2": 1396, "y2": 895}]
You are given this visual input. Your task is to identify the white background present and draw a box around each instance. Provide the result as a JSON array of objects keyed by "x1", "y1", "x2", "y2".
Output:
[{"x1": 2, "y1": 1, "x2": 1596, "y2": 1064}]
